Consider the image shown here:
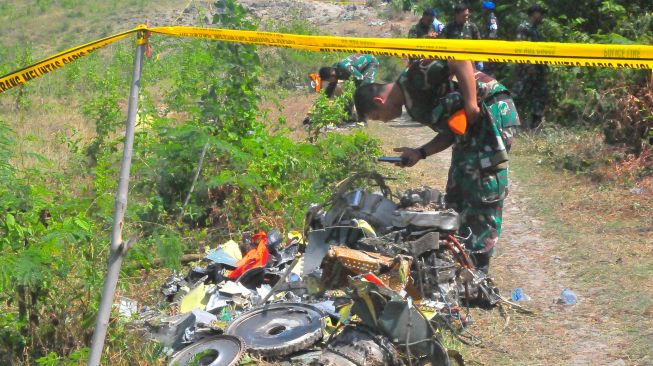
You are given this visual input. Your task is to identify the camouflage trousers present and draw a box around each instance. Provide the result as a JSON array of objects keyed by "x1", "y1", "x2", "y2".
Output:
[
  {"x1": 444, "y1": 95, "x2": 518, "y2": 266},
  {"x1": 446, "y1": 163, "x2": 507, "y2": 258},
  {"x1": 513, "y1": 65, "x2": 548, "y2": 128}
]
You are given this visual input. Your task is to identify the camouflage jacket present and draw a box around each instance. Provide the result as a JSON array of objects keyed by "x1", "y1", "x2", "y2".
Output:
[
  {"x1": 398, "y1": 59, "x2": 508, "y2": 128},
  {"x1": 408, "y1": 21, "x2": 437, "y2": 38},
  {"x1": 441, "y1": 20, "x2": 481, "y2": 40},
  {"x1": 516, "y1": 20, "x2": 542, "y2": 41},
  {"x1": 398, "y1": 59, "x2": 518, "y2": 170},
  {"x1": 334, "y1": 54, "x2": 379, "y2": 84}
]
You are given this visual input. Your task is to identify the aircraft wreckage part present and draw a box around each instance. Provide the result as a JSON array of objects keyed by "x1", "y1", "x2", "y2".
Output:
[
  {"x1": 320, "y1": 246, "x2": 412, "y2": 291},
  {"x1": 316, "y1": 326, "x2": 402, "y2": 366},
  {"x1": 168, "y1": 335, "x2": 245, "y2": 366},
  {"x1": 347, "y1": 280, "x2": 451, "y2": 366},
  {"x1": 399, "y1": 187, "x2": 445, "y2": 209},
  {"x1": 325, "y1": 191, "x2": 398, "y2": 233},
  {"x1": 378, "y1": 300, "x2": 449, "y2": 365},
  {"x1": 226, "y1": 303, "x2": 325, "y2": 357},
  {"x1": 302, "y1": 227, "x2": 365, "y2": 276},
  {"x1": 391, "y1": 209, "x2": 460, "y2": 232}
]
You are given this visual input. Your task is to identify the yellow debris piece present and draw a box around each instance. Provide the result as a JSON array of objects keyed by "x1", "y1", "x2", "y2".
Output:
[
  {"x1": 180, "y1": 284, "x2": 208, "y2": 313},
  {"x1": 221, "y1": 239, "x2": 242, "y2": 260}
]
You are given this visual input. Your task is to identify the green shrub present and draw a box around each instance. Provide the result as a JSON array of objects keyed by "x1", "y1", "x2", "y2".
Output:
[{"x1": 306, "y1": 80, "x2": 356, "y2": 142}]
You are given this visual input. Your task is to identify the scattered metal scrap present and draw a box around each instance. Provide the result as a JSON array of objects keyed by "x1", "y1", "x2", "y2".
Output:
[
  {"x1": 226, "y1": 303, "x2": 325, "y2": 357},
  {"x1": 168, "y1": 335, "x2": 245, "y2": 366},
  {"x1": 132, "y1": 172, "x2": 530, "y2": 365}
]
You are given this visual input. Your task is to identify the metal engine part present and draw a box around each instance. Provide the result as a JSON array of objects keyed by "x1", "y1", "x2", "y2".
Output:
[
  {"x1": 391, "y1": 209, "x2": 460, "y2": 232},
  {"x1": 399, "y1": 187, "x2": 445, "y2": 209},
  {"x1": 168, "y1": 335, "x2": 245, "y2": 366},
  {"x1": 303, "y1": 226, "x2": 365, "y2": 276},
  {"x1": 324, "y1": 191, "x2": 398, "y2": 234},
  {"x1": 320, "y1": 246, "x2": 412, "y2": 292},
  {"x1": 226, "y1": 303, "x2": 325, "y2": 357},
  {"x1": 315, "y1": 326, "x2": 402, "y2": 366}
]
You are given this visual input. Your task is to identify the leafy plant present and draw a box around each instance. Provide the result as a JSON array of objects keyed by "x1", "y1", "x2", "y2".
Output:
[{"x1": 306, "y1": 80, "x2": 357, "y2": 142}]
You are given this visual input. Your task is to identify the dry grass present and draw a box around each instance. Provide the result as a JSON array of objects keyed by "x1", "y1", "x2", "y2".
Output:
[
  {"x1": 506, "y1": 143, "x2": 653, "y2": 364},
  {"x1": 6, "y1": 95, "x2": 95, "y2": 171},
  {"x1": 0, "y1": 0, "x2": 183, "y2": 58}
]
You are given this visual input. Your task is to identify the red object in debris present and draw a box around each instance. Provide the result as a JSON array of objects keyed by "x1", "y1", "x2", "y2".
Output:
[
  {"x1": 226, "y1": 231, "x2": 269, "y2": 280},
  {"x1": 362, "y1": 273, "x2": 388, "y2": 288}
]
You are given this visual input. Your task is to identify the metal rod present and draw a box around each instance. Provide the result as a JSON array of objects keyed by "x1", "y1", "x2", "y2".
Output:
[
  {"x1": 88, "y1": 32, "x2": 146, "y2": 366},
  {"x1": 257, "y1": 253, "x2": 302, "y2": 305},
  {"x1": 179, "y1": 141, "x2": 210, "y2": 220}
]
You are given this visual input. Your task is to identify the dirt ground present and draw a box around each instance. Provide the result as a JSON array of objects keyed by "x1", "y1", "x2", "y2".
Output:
[{"x1": 243, "y1": 1, "x2": 653, "y2": 365}]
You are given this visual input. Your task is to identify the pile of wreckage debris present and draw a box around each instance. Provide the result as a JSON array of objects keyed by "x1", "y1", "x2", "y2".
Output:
[{"x1": 130, "y1": 172, "x2": 530, "y2": 366}]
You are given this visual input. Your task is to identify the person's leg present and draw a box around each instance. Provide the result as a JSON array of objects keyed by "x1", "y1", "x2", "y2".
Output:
[
  {"x1": 512, "y1": 85, "x2": 529, "y2": 128},
  {"x1": 460, "y1": 201, "x2": 503, "y2": 274},
  {"x1": 444, "y1": 154, "x2": 464, "y2": 212},
  {"x1": 458, "y1": 168, "x2": 508, "y2": 274}
]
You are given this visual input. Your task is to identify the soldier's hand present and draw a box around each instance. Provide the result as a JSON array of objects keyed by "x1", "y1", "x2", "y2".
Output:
[
  {"x1": 464, "y1": 102, "x2": 481, "y2": 126},
  {"x1": 393, "y1": 147, "x2": 421, "y2": 167}
]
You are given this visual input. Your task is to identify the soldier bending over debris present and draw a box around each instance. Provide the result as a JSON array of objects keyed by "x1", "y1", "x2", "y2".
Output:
[
  {"x1": 319, "y1": 54, "x2": 379, "y2": 98},
  {"x1": 354, "y1": 59, "x2": 520, "y2": 273}
]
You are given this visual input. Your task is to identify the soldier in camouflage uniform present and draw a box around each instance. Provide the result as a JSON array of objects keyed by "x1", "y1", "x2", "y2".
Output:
[
  {"x1": 408, "y1": 8, "x2": 438, "y2": 39},
  {"x1": 319, "y1": 54, "x2": 379, "y2": 98},
  {"x1": 407, "y1": 9, "x2": 438, "y2": 65},
  {"x1": 514, "y1": 4, "x2": 548, "y2": 129},
  {"x1": 353, "y1": 59, "x2": 520, "y2": 273},
  {"x1": 441, "y1": 3, "x2": 481, "y2": 40},
  {"x1": 481, "y1": 1, "x2": 499, "y2": 75},
  {"x1": 441, "y1": 4, "x2": 483, "y2": 71},
  {"x1": 482, "y1": 1, "x2": 499, "y2": 40}
]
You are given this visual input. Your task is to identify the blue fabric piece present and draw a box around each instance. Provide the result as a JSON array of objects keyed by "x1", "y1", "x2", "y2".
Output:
[{"x1": 205, "y1": 248, "x2": 238, "y2": 267}]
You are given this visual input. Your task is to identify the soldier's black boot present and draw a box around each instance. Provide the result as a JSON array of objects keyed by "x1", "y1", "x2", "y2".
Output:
[{"x1": 471, "y1": 252, "x2": 491, "y2": 275}]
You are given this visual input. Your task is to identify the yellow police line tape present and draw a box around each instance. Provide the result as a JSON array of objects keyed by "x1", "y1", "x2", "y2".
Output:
[{"x1": 1, "y1": 25, "x2": 652, "y2": 95}]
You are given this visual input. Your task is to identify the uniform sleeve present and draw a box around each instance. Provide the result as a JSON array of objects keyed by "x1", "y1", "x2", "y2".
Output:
[
  {"x1": 325, "y1": 81, "x2": 337, "y2": 98},
  {"x1": 472, "y1": 23, "x2": 481, "y2": 40}
]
